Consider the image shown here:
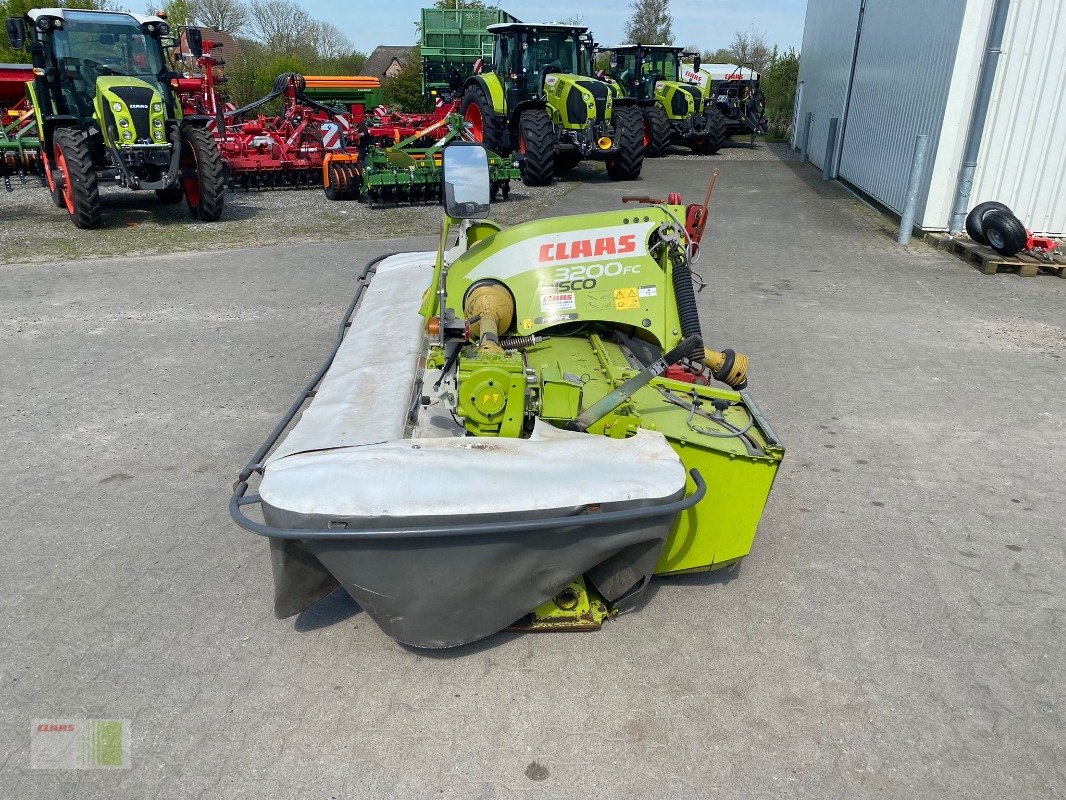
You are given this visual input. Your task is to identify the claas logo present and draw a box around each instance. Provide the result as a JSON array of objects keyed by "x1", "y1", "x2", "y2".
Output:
[{"x1": 539, "y1": 234, "x2": 637, "y2": 263}]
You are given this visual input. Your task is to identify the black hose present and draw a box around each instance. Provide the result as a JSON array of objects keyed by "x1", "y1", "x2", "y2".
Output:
[{"x1": 671, "y1": 252, "x2": 702, "y2": 339}]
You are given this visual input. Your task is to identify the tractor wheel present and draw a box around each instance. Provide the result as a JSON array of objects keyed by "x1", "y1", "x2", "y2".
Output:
[
  {"x1": 642, "y1": 106, "x2": 671, "y2": 156},
  {"x1": 519, "y1": 109, "x2": 555, "y2": 187},
  {"x1": 461, "y1": 86, "x2": 506, "y2": 155},
  {"x1": 155, "y1": 185, "x2": 184, "y2": 204},
  {"x1": 981, "y1": 209, "x2": 1027, "y2": 256},
  {"x1": 694, "y1": 108, "x2": 728, "y2": 154},
  {"x1": 605, "y1": 106, "x2": 644, "y2": 181},
  {"x1": 42, "y1": 154, "x2": 66, "y2": 208},
  {"x1": 553, "y1": 148, "x2": 582, "y2": 172},
  {"x1": 52, "y1": 128, "x2": 101, "y2": 229},
  {"x1": 965, "y1": 201, "x2": 1014, "y2": 246},
  {"x1": 181, "y1": 126, "x2": 226, "y2": 221}
]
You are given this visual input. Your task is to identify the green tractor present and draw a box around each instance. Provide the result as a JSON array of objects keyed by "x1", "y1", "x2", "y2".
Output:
[
  {"x1": 459, "y1": 23, "x2": 644, "y2": 186},
  {"x1": 605, "y1": 45, "x2": 726, "y2": 156},
  {"x1": 4, "y1": 9, "x2": 224, "y2": 228}
]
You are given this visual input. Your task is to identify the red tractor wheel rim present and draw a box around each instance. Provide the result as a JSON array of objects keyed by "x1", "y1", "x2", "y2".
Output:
[
  {"x1": 642, "y1": 116, "x2": 651, "y2": 147},
  {"x1": 42, "y1": 152, "x2": 56, "y2": 193},
  {"x1": 519, "y1": 130, "x2": 527, "y2": 155},
  {"x1": 53, "y1": 143, "x2": 74, "y2": 214},
  {"x1": 182, "y1": 145, "x2": 200, "y2": 207},
  {"x1": 464, "y1": 104, "x2": 484, "y2": 142}
]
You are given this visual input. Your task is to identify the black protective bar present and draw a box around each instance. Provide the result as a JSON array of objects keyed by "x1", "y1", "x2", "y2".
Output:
[{"x1": 230, "y1": 469, "x2": 706, "y2": 541}]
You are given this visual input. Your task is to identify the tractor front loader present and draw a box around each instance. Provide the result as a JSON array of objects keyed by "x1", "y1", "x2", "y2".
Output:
[
  {"x1": 460, "y1": 23, "x2": 643, "y2": 187},
  {"x1": 605, "y1": 45, "x2": 726, "y2": 156},
  {"x1": 4, "y1": 9, "x2": 225, "y2": 228}
]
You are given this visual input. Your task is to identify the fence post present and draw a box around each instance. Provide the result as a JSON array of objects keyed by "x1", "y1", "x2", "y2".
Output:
[{"x1": 897, "y1": 133, "x2": 930, "y2": 245}]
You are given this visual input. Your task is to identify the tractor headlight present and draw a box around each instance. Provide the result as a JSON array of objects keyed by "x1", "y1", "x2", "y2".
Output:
[
  {"x1": 53, "y1": 19, "x2": 62, "y2": 29},
  {"x1": 119, "y1": 118, "x2": 129, "y2": 128},
  {"x1": 123, "y1": 131, "x2": 133, "y2": 141},
  {"x1": 157, "y1": 22, "x2": 170, "y2": 35},
  {"x1": 152, "y1": 103, "x2": 162, "y2": 113},
  {"x1": 154, "y1": 130, "x2": 163, "y2": 140},
  {"x1": 153, "y1": 118, "x2": 162, "y2": 127},
  {"x1": 112, "y1": 102, "x2": 123, "y2": 112}
]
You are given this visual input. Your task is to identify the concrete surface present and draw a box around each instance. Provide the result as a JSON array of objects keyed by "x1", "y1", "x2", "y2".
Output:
[{"x1": 1, "y1": 144, "x2": 1063, "y2": 799}]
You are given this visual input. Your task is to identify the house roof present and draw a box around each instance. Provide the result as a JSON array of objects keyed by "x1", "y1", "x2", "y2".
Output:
[
  {"x1": 363, "y1": 46, "x2": 414, "y2": 79},
  {"x1": 179, "y1": 27, "x2": 242, "y2": 64}
]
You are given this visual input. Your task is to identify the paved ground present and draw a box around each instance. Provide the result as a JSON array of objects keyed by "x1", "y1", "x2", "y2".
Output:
[{"x1": 1, "y1": 143, "x2": 1063, "y2": 799}]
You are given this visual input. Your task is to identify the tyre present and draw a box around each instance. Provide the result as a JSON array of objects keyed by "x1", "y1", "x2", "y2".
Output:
[
  {"x1": 965, "y1": 201, "x2": 1013, "y2": 246},
  {"x1": 155, "y1": 185, "x2": 184, "y2": 203},
  {"x1": 52, "y1": 128, "x2": 101, "y2": 229},
  {"x1": 694, "y1": 107, "x2": 727, "y2": 154},
  {"x1": 461, "y1": 85, "x2": 506, "y2": 156},
  {"x1": 981, "y1": 209, "x2": 1027, "y2": 256},
  {"x1": 324, "y1": 163, "x2": 360, "y2": 201},
  {"x1": 642, "y1": 105, "x2": 671, "y2": 156},
  {"x1": 518, "y1": 109, "x2": 555, "y2": 187},
  {"x1": 553, "y1": 148, "x2": 582, "y2": 172},
  {"x1": 181, "y1": 125, "x2": 225, "y2": 221},
  {"x1": 43, "y1": 154, "x2": 66, "y2": 208},
  {"x1": 605, "y1": 106, "x2": 644, "y2": 181}
]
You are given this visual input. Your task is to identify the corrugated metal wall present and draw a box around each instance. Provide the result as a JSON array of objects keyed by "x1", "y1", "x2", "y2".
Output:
[
  {"x1": 966, "y1": 0, "x2": 1066, "y2": 235},
  {"x1": 836, "y1": 2, "x2": 966, "y2": 216},
  {"x1": 794, "y1": 0, "x2": 862, "y2": 170}
]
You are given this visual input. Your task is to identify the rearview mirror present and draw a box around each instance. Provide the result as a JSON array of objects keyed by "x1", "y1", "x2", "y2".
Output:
[
  {"x1": 692, "y1": 54, "x2": 701, "y2": 73},
  {"x1": 5, "y1": 17, "x2": 25, "y2": 50},
  {"x1": 186, "y1": 26, "x2": 203, "y2": 58},
  {"x1": 442, "y1": 143, "x2": 490, "y2": 219}
]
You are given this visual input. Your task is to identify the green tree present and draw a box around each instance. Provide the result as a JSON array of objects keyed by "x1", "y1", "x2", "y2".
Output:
[
  {"x1": 701, "y1": 48, "x2": 736, "y2": 64},
  {"x1": 761, "y1": 47, "x2": 799, "y2": 139},
  {"x1": 433, "y1": 0, "x2": 492, "y2": 8},
  {"x1": 0, "y1": 0, "x2": 108, "y2": 63},
  {"x1": 624, "y1": 0, "x2": 673, "y2": 45},
  {"x1": 382, "y1": 45, "x2": 428, "y2": 112},
  {"x1": 160, "y1": 0, "x2": 195, "y2": 27}
]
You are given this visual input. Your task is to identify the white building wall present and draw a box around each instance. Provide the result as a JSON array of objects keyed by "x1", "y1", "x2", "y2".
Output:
[
  {"x1": 794, "y1": 0, "x2": 862, "y2": 170},
  {"x1": 967, "y1": 0, "x2": 1066, "y2": 235},
  {"x1": 797, "y1": 0, "x2": 1066, "y2": 236}
]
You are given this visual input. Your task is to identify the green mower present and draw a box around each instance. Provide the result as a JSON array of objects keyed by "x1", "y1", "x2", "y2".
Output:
[
  {"x1": 4, "y1": 9, "x2": 225, "y2": 228},
  {"x1": 231, "y1": 144, "x2": 784, "y2": 648}
]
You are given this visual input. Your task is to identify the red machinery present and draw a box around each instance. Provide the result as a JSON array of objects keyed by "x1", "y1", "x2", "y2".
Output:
[
  {"x1": 173, "y1": 40, "x2": 462, "y2": 197},
  {"x1": 176, "y1": 44, "x2": 361, "y2": 194},
  {"x1": 366, "y1": 99, "x2": 460, "y2": 148},
  {"x1": 1, "y1": 63, "x2": 43, "y2": 188}
]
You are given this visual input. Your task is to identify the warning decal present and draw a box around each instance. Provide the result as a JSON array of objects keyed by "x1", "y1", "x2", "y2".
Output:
[{"x1": 614, "y1": 287, "x2": 640, "y2": 310}]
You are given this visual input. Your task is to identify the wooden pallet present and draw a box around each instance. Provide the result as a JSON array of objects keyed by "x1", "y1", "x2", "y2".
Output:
[{"x1": 934, "y1": 235, "x2": 1066, "y2": 278}]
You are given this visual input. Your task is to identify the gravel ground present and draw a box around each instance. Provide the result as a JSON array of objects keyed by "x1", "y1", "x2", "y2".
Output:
[
  {"x1": 0, "y1": 137, "x2": 768, "y2": 266},
  {"x1": 0, "y1": 160, "x2": 580, "y2": 266}
]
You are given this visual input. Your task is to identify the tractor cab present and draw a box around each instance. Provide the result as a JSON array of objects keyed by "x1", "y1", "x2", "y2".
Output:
[
  {"x1": 487, "y1": 23, "x2": 595, "y2": 109},
  {"x1": 608, "y1": 44, "x2": 685, "y2": 102},
  {"x1": 22, "y1": 10, "x2": 176, "y2": 146}
]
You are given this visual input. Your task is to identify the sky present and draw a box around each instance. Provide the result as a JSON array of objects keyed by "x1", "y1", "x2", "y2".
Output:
[{"x1": 295, "y1": 1, "x2": 809, "y2": 56}]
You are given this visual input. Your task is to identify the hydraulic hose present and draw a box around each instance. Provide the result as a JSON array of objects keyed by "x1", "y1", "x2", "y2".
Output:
[{"x1": 668, "y1": 247, "x2": 749, "y2": 390}]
